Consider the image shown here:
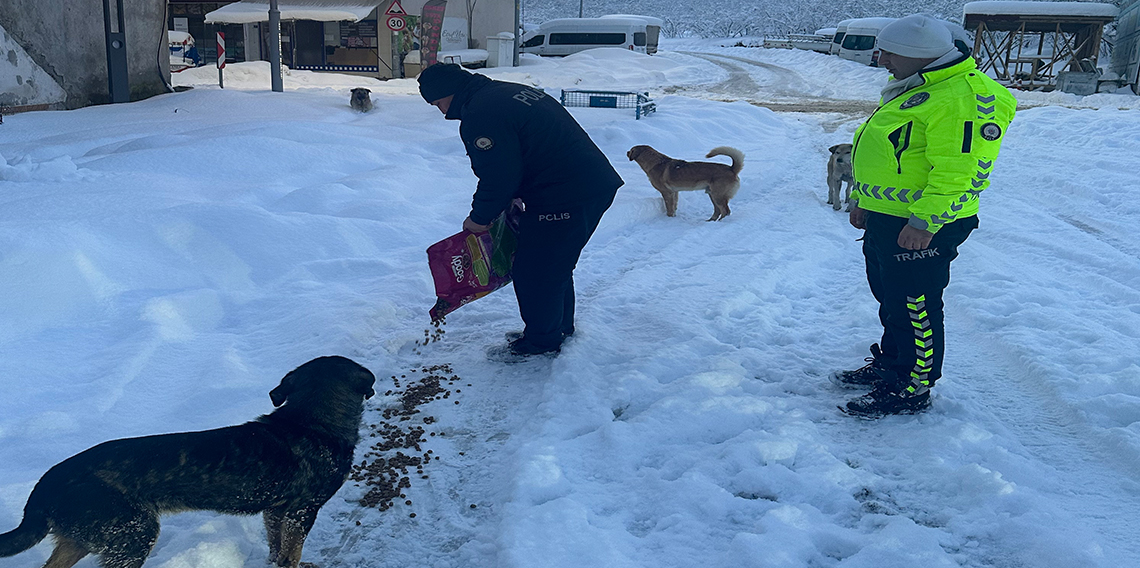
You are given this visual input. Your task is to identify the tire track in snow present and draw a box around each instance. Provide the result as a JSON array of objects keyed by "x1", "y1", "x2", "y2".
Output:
[
  {"x1": 671, "y1": 52, "x2": 878, "y2": 115},
  {"x1": 951, "y1": 298, "x2": 1140, "y2": 563}
]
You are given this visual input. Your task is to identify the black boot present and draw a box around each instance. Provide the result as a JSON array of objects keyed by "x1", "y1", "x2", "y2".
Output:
[
  {"x1": 487, "y1": 335, "x2": 561, "y2": 363},
  {"x1": 828, "y1": 344, "x2": 889, "y2": 389},
  {"x1": 504, "y1": 329, "x2": 574, "y2": 343},
  {"x1": 508, "y1": 336, "x2": 561, "y2": 356},
  {"x1": 842, "y1": 383, "x2": 931, "y2": 418}
]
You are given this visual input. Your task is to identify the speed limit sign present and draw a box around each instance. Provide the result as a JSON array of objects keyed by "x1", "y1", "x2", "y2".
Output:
[{"x1": 386, "y1": 15, "x2": 406, "y2": 31}]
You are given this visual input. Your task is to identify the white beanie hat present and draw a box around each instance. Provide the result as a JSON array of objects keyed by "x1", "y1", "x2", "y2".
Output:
[{"x1": 876, "y1": 14, "x2": 955, "y2": 58}]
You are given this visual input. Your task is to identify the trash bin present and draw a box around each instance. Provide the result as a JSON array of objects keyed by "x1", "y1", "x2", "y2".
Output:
[{"x1": 485, "y1": 32, "x2": 515, "y2": 67}]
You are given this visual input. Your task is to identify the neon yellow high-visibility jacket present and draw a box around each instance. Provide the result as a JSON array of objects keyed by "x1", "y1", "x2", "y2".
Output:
[{"x1": 851, "y1": 56, "x2": 1016, "y2": 233}]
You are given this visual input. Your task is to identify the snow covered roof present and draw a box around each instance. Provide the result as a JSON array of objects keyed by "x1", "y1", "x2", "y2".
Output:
[
  {"x1": 168, "y1": 30, "x2": 193, "y2": 44},
  {"x1": 601, "y1": 14, "x2": 665, "y2": 26},
  {"x1": 540, "y1": 17, "x2": 655, "y2": 29},
  {"x1": 205, "y1": 0, "x2": 389, "y2": 24},
  {"x1": 844, "y1": 17, "x2": 898, "y2": 32},
  {"x1": 963, "y1": 1, "x2": 1119, "y2": 19}
]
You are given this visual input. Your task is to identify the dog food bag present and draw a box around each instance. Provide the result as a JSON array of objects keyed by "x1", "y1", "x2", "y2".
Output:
[{"x1": 427, "y1": 201, "x2": 521, "y2": 322}]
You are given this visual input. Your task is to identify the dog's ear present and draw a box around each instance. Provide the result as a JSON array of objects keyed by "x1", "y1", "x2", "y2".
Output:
[
  {"x1": 270, "y1": 369, "x2": 300, "y2": 407},
  {"x1": 363, "y1": 89, "x2": 371, "y2": 94},
  {"x1": 828, "y1": 144, "x2": 841, "y2": 153}
]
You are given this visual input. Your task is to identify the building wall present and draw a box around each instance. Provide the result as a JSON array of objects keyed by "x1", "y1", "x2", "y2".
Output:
[
  {"x1": 470, "y1": 0, "x2": 515, "y2": 50},
  {"x1": 0, "y1": 21, "x2": 67, "y2": 109},
  {"x1": 0, "y1": 0, "x2": 170, "y2": 109}
]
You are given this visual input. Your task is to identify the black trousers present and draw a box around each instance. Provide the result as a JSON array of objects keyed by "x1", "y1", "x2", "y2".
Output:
[
  {"x1": 862, "y1": 212, "x2": 977, "y2": 391},
  {"x1": 511, "y1": 192, "x2": 616, "y2": 349}
]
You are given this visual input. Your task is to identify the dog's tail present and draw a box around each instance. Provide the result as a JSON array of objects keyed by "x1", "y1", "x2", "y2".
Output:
[
  {"x1": 0, "y1": 509, "x2": 49, "y2": 557},
  {"x1": 706, "y1": 147, "x2": 744, "y2": 175}
]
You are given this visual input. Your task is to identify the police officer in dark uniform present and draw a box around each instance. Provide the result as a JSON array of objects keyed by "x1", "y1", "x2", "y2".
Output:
[{"x1": 418, "y1": 63, "x2": 623, "y2": 358}]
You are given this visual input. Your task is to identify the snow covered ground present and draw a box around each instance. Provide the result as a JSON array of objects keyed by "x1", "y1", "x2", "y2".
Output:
[{"x1": 2, "y1": 44, "x2": 1139, "y2": 568}]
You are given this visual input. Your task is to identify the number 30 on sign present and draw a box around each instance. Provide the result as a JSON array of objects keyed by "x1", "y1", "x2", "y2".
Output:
[{"x1": 386, "y1": 15, "x2": 406, "y2": 31}]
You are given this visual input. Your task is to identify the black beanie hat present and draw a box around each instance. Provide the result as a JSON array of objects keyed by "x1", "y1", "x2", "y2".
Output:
[{"x1": 418, "y1": 63, "x2": 474, "y2": 103}]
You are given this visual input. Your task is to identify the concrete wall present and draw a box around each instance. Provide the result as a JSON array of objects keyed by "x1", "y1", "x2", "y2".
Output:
[
  {"x1": 0, "y1": 0, "x2": 170, "y2": 109},
  {"x1": 0, "y1": 21, "x2": 67, "y2": 109},
  {"x1": 470, "y1": 0, "x2": 515, "y2": 50}
]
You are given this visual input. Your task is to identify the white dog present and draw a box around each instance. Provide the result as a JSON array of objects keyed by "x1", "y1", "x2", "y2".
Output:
[{"x1": 827, "y1": 143, "x2": 854, "y2": 211}]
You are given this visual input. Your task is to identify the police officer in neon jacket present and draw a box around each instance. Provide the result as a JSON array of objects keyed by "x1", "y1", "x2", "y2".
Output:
[{"x1": 831, "y1": 14, "x2": 1016, "y2": 417}]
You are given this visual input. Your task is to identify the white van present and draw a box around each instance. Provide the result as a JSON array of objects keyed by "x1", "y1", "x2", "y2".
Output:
[
  {"x1": 830, "y1": 19, "x2": 854, "y2": 55},
  {"x1": 838, "y1": 17, "x2": 897, "y2": 66},
  {"x1": 601, "y1": 14, "x2": 663, "y2": 55},
  {"x1": 520, "y1": 17, "x2": 655, "y2": 56}
]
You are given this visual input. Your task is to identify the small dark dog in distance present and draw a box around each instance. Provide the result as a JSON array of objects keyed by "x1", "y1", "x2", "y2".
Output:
[
  {"x1": 827, "y1": 143, "x2": 855, "y2": 211},
  {"x1": 349, "y1": 88, "x2": 373, "y2": 113},
  {"x1": 0, "y1": 356, "x2": 376, "y2": 568}
]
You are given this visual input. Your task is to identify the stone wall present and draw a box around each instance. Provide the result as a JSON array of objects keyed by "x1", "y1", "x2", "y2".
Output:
[{"x1": 0, "y1": 0, "x2": 171, "y2": 109}]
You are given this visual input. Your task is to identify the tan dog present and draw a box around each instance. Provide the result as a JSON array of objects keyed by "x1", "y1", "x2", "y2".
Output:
[
  {"x1": 827, "y1": 143, "x2": 854, "y2": 211},
  {"x1": 627, "y1": 145, "x2": 744, "y2": 221}
]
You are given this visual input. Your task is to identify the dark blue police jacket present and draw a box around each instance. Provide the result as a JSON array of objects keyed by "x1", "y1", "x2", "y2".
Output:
[{"x1": 446, "y1": 74, "x2": 624, "y2": 225}]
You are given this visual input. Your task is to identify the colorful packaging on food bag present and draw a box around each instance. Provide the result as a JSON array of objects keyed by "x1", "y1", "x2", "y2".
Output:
[{"x1": 427, "y1": 201, "x2": 520, "y2": 322}]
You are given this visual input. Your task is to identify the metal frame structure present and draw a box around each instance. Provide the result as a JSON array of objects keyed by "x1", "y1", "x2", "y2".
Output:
[
  {"x1": 560, "y1": 89, "x2": 655, "y2": 119},
  {"x1": 965, "y1": 8, "x2": 1116, "y2": 90}
]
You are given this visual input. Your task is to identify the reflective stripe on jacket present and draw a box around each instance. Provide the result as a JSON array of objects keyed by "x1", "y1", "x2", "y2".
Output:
[{"x1": 851, "y1": 56, "x2": 1016, "y2": 233}]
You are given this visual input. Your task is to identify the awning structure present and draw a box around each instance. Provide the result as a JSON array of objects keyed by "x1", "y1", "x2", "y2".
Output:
[
  {"x1": 963, "y1": 1, "x2": 1119, "y2": 89},
  {"x1": 205, "y1": 1, "x2": 383, "y2": 24},
  {"x1": 964, "y1": 1, "x2": 1119, "y2": 20}
]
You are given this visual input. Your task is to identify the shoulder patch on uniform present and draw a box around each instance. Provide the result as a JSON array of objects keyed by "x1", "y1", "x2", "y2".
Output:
[
  {"x1": 474, "y1": 137, "x2": 494, "y2": 150},
  {"x1": 980, "y1": 122, "x2": 1002, "y2": 141},
  {"x1": 900, "y1": 92, "x2": 930, "y2": 109}
]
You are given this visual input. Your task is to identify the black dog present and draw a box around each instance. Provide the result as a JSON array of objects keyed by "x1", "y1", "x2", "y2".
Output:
[
  {"x1": 349, "y1": 88, "x2": 373, "y2": 113},
  {"x1": 0, "y1": 356, "x2": 375, "y2": 568}
]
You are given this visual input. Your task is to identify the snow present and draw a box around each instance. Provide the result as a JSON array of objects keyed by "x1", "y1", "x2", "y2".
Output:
[
  {"x1": 438, "y1": 49, "x2": 489, "y2": 66},
  {"x1": 204, "y1": 1, "x2": 379, "y2": 24},
  {"x1": 169, "y1": 30, "x2": 194, "y2": 45},
  {"x1": 2, "y1": 42, "x2": 1140, "y2": 568},
  {"x1": 963, "y1": 1, "x2": 1120, "y2": 18}
]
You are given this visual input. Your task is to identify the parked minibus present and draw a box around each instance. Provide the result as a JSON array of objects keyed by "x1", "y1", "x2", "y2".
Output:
[{"x1": 520, "y1": 17, "x2": 658, "y2": 56}]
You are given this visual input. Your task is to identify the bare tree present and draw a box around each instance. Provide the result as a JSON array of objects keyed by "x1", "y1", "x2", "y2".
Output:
[{"x1": 467, "y1": 0, "x2": 479, "y2": 48}]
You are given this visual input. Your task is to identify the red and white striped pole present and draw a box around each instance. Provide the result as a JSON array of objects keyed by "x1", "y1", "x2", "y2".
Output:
[{"x1": 217, "y1": 32, "x2": 226, "y2": 89}]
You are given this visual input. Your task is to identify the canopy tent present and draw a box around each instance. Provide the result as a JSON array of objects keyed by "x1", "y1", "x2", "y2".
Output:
[{"x1": 963, "y1": 1, "x2": 1118, "y2": 89}]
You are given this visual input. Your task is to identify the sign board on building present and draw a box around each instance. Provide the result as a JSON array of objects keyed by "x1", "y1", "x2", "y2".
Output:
[
  {"x1": 441, "y1": 16, "x2": 467, "y2": 51},
  {"x1": 340, "y1": 20, "x2": 378, "y2": 48}
]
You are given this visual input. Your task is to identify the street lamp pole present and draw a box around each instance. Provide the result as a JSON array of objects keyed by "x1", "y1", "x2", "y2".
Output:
[
  {"x1": 578, "y1": 0, "x2": 583, "y2": 18},
  {"x1": 269, "y1": 0, "x2": 283, "y2": 92}
]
